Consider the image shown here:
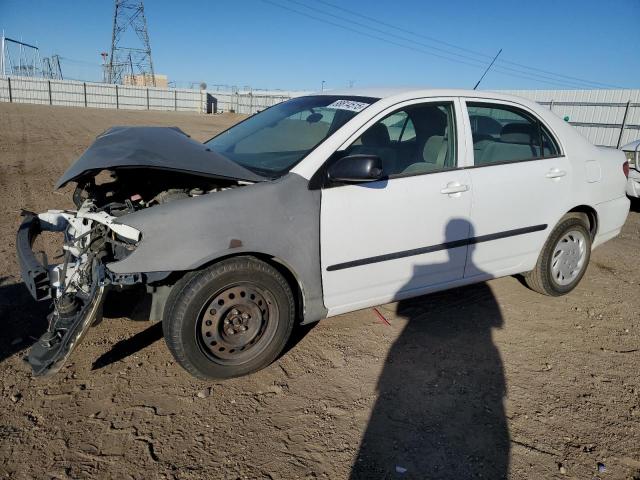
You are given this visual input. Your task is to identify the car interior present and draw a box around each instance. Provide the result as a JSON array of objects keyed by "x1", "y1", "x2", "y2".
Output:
[
  {"x1": 342, "y1": 103, "x2": 560, "y2": 177},
  {"x1": 468, "y1": 105, "x2": 559, "y2": 165},
  {"x1": 345, "y1": 104, "x2": 456, "y2": 177},
  {"x1": 473, "y1": 121, "x2": 542, "y2": 164}
]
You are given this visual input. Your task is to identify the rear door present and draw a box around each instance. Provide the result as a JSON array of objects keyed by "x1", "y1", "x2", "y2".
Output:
[{"x1": 462, "y1": 100, "x2": 572, "y2": 278}]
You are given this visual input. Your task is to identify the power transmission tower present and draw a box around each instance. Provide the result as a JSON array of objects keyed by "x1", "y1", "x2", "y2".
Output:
[
  {"x1": 42, "y1": 57, "x2": 52, "y2": 78},
  {"x1": 107, "y1": 0, "x2": 155, "y2": 86},
  {"x1": 49, "y1": 54, "x2": 63, "y2": 79},
  {"x1": 41, "y1": 56, "x2": 62, "y2": 79},
  {"x1": 1, "y1": 32, "x2": 41, "y2": 77}
]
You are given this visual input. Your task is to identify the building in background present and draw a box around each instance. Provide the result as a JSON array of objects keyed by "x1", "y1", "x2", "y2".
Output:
[{"x1": 123, "y1": 73, "x2": 167, "y2": 88}]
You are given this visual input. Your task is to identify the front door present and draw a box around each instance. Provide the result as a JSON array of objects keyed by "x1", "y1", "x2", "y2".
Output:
[{"x1": 319, "y1": 100, "x2": 473, "y2": 316}]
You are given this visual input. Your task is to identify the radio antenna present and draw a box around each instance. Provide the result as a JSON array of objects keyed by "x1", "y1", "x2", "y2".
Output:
[{"x1": 473, "y1": 48, "x2": 502, "y2": 90}]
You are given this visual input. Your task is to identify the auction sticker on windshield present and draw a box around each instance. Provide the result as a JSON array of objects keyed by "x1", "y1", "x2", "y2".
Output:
[{"x1": 326, "y1": 99, "x2": 370, "y2": 112}]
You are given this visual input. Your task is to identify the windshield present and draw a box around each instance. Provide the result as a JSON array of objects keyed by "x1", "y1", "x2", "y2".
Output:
[{"x1": 205, "y1": 95, "x2": 378, "y2": 177}]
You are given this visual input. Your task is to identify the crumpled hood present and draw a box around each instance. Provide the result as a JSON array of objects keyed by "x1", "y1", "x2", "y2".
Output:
[{"x1": 55, "y1": 126, "x2": 263, "y2": 189}]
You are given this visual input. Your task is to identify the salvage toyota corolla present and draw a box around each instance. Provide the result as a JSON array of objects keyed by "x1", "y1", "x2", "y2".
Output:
[{"x1": 17, "y1": 88, "x2": 630, "y2": 379}]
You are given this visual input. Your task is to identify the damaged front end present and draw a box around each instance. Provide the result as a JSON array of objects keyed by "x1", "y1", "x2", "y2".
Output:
[
  {"x1": 18, "y1": 170, "x2": 249, "y2": 377},
  {"x1": 16, "y1": 126, "x2": 262, "y2": 377},
  {"x1": 17, "y1": 201, "x2": 141, "y2": 376}
]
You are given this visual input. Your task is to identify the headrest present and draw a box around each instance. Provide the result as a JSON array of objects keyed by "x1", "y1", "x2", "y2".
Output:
[
  {"x1": 361, "y1": 123, "x2": 390, "y2": 147},
  {"x1": 470, "y1": 115, "x2": 502, "y2": 136},
  {"x1": 500, "y1": 122, "x2": 537, "y2": 144}
]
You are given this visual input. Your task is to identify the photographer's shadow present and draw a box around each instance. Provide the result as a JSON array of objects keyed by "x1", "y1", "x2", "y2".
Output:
[
  {"x1": 351, "y1": 219, "x2": 510, "y2": 479},
  {"x1": 0, "y1": 276, "x2": 49, "y2": 364}
]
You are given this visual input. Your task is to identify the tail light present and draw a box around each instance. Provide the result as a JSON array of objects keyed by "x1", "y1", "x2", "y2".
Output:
[{"x1": 623, "y1": 161, "x2": 630, "y2": 178}]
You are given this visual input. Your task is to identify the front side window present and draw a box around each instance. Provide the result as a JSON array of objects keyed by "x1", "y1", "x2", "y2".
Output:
[
  {"x1": 206, "y1": 95, "x2": 378, "y2": 177},
  {"x1": 342, "y1": 102, "x2": 456, "y2": 178},
  {"x1": 467, "y1": 103, "x2": 560, "y2": 166}
]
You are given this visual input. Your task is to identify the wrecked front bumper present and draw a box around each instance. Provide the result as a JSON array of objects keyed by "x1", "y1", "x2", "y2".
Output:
[
  {"x1": 17, "y1": 213, "x2": 52, "y2": 302},
  {"x1": 16, "y1": 209, "x2": 139, "y2": 376}
]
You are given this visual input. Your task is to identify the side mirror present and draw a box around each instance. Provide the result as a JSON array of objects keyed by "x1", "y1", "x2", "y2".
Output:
[{"x1": 327, "y1": 154, "x2": 384, "y2": 183}]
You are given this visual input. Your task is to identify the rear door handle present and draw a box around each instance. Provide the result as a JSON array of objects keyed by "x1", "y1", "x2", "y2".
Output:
[
  {"x1": 545, "y1": 168, "x2": 567, "y2": 179},
  {"x1": 440, "y1": 182, "x2": 470, "y2": 195}
]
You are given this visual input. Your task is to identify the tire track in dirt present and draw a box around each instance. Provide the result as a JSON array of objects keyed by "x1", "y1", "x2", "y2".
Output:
[{"x1": 15, "y1": 117, "x2": 34, "y2": 208}]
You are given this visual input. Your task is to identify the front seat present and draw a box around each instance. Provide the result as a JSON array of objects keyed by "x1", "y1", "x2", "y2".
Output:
[
  {"x1": 401, "y1": 129, "x2": 451, "y2": 175},
  {"x1": 351, "y1": 123, "x2": 398, "y2": 175}
]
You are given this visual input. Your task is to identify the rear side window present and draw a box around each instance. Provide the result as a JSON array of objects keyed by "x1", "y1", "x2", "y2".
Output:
[
  {"x1": 467, "y1": 103, "x2": 560, "y2": 166},
  {"x1": 541, "y1": 127, "x2": 559, "y2": 156}
]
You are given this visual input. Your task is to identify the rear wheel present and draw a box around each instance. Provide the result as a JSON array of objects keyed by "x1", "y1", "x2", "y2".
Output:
[
  {"x1": 163, "y1": 256, "x2": 295, "y2": 379},
  {"x1": 524, "y1": 213, "x2": 592, "y2": 296}
]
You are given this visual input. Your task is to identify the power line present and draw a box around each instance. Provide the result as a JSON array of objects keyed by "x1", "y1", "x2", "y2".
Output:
[
  {"x1": 285, "y1": 0, "x2": 494, "y2": 67},
  {"x1": 261, "y1": 0, "x2": 487, "y2": 70},
  {"x1": 58, "y1": 56, "x2": 102, "y2": 67},
  {"x1": 315, "y1": 0, "x2": 495, "y2": 59},
  {"x1": 312, "y1": 0, "x2": 621, "y2": 89},
  {"x1": 298, "y1": 0, "x2": 621, "y2": 88},
  {"x1": 283, "y1": 0, "x2": 611, "y2": 89},
  {"x1": 261, "y1": 0, "x2": 608, "y2": 89}
]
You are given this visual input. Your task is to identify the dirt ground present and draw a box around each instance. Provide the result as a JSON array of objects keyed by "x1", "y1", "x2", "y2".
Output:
[{"x1": 0, "y1": 103, "x2": 639, "y2": 480}]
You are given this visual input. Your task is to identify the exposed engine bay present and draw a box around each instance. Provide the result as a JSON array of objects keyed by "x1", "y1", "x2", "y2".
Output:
[{"x1": 18, "y1": 168, "x2": 247, "y2": 376}]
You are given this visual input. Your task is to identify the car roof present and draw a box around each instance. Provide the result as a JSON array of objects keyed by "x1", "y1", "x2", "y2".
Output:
[{"x1": 307, "y1": 87, "x2": 537, "y2": 106}]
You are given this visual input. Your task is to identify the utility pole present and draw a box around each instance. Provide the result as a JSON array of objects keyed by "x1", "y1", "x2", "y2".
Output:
[
  {"x1": 107, "y1": 0, "x2": 155, "y2": 86},
  {"x1": 100, "y1": 52, "x2": 109, "y2": 83},
  {"x1": 1, "y1": 30, "x2": 5, "y2": 76}
]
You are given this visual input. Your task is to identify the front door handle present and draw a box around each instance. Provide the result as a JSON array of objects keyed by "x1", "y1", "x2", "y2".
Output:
[
  {"x1": 545, "y1": 168, "x2": 567, "y2": 179},
  {"x1": 440, "y1": 182, "x2": 470, "y2": 195}
]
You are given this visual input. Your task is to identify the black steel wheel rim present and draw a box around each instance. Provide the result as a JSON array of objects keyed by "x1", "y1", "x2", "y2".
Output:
[{"x1": 197, "y1": 283, "x2": 279, "y2": 365}]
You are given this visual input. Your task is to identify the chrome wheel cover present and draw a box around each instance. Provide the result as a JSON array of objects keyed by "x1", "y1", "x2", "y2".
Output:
[{"x1": 551, "y1": 230, "x2": 587, "y2": 286}]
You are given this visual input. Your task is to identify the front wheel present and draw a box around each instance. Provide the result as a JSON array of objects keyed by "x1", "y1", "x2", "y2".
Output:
[
  {"x1": 163, "y1": 256, "x2": 295, "y2": 379},
  {"x1": 524, "y1": 213, "x2": 592, "y2": 296}
]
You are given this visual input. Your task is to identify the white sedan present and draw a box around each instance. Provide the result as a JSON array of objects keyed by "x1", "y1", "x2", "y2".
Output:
[{"x1": 18, "y1": 88, "x2": 630, "y2": 379}]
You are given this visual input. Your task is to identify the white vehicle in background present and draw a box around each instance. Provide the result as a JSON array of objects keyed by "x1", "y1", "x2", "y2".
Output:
[{"x1": 622, "y1": 139, "x2": 640, "y2": 198}]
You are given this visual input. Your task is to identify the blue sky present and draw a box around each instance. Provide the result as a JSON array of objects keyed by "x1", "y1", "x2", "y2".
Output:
[{"x1": 1, "y1": 0, "x2": 638, "y2": 91}]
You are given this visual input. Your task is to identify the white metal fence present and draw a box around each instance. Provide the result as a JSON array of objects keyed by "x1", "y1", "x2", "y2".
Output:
[
  {"x1": 0, "y1": 75, "x2": 207, "y2": 112},
  {"x1": 1, "y1": 76, "x2": 638, "y2": 148},
  {"x1": 0, "y1": 75, "x2": 304, "y2": 115},
  {"x1": 502, "y1": 89, "x2": 640, "y2": 148},
  {"x1": 207, "y1": 89, "x2": 304, "y2": 115}
]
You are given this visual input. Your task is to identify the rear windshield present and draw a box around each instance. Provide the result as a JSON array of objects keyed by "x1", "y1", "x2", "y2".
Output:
[{"x1": 205, "y1": 95, "x2": 378, "y2": 177}]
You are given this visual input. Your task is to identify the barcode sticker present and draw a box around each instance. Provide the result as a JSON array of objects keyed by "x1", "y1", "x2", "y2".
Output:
[{"x1": 325, "y1": 100, "x2": 370, "y2": 112}]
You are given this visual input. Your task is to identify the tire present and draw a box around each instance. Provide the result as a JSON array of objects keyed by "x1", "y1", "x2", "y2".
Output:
[
  {"x1": 524, "y1": 213, "x2": 592, "y2": 296},
  {"x1": 163, "y1": 256, "x2": 295, "y2": 380}
]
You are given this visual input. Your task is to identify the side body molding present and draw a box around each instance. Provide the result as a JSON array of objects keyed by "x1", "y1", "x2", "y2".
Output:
[{"x1": 108, "y1": 173, "x2": 327, "y2": 323}]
